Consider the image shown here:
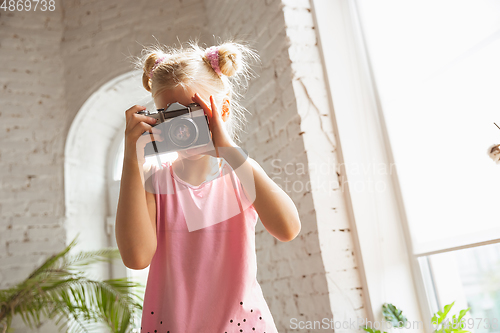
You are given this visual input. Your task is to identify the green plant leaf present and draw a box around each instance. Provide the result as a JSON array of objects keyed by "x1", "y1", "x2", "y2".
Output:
[
  {"x1": 0, "y1": 234, "x2": 144, "y2": 333},
  {"x1": 457, "y1": 307, "x2": 470, "y2": 323},
  {"x1": 360, "y1": 325, "x2": 387, "y2": 333},
  {"x1": 433, "y1": 301, "x2": 455, "y2": 326},
  {"x1": 430, "y1": 301, "x2": 472, "y2": 333},
  {"x1": 382, "y1": 303, "x2": 408, "y2": 328},
  {"x1": 442, "y1": 301, "x2": 455, "y2": 317}
]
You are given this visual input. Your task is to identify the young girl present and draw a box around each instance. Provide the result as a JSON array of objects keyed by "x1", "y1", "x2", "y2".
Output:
[{"x1": 115, "y1": 40, "x2": 301, "y2": 333}]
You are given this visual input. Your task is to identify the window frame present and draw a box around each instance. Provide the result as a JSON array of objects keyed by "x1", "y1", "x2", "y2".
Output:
[{"x1": 311, "y1": 0, "x2": 432, "y2": 331}]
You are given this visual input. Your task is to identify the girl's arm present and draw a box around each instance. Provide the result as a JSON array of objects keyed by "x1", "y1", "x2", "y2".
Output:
[
  {"x1": 222, "y1": 148, "x2": 301, "y2": 242},
  {"x1": 192, "y1": 93, "x2": 301, "y2": 242},
  {"x1": 115, "y1": 105, "x2": 161, "y2": 270}
]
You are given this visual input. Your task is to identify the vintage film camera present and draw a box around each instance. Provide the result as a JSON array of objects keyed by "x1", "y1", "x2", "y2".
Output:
[{"x1": 137, "y1": 102, "x2": 212, "y2": 157}]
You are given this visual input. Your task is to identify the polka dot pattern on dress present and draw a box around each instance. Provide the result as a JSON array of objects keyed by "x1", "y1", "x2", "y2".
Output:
[
  {"x1": 140, "y1": 312, "x2": 171, "y2": 333},
  {"x1": 224, "y1": 301, "x2": 269, "y2": 332}
]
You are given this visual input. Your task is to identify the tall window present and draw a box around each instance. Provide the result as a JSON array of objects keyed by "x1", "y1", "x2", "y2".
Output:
[{"x1": 356, "y1": 0, "x2": 500, "y2": 329}]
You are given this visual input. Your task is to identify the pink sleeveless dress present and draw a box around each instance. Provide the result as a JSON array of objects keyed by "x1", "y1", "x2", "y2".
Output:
[{"x1": 140, "y1": 157, "x2": 279, "y2": 333}]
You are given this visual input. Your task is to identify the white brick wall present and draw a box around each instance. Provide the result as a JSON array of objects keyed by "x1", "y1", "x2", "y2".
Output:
[
  {"x1": 1, "y1": 0, "x2": 367, "y2": 331},
  {"x1": 0, "y1": 0, "x2": 210, "y2": 331},
  {"x1": 0, "y1": 4, "x2": 67, "y2": 331}
]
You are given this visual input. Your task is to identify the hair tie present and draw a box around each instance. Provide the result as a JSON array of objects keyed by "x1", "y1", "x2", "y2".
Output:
[
  {"x1": 205, "y1": 46, "x2": 222, "y2": 76},
  {"x1": 148, "y1": 55, "x2": 168, "y2": 79}
]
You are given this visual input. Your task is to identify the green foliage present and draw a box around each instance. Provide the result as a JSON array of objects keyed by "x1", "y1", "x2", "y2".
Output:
[
  {"x1": 359, "y1": 301, "x2": 471, "y2": 333},
  {"x1": 382, "y1": 303, "x2": 407, "y2": 328},
  {"x1": 431, "y1": 301, "x2": 471, "y2": 333},
  {"x1": 359, "y1": 302, "x2": 406, "y2": 333},
  {"x1": 0, "y1": 234, "x2": 144, "y2": 333}
]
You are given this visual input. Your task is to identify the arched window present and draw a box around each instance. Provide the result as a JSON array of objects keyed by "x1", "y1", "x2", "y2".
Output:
[
  {"x1": 65, "y1": 71, "x2": 169, "y2": 313},
  {"x1": 106, "y1": 90, "x2": 179, "y2": 304},
  {"x1": 107, "y1": 128, "x2": 151, "y2": 301}
]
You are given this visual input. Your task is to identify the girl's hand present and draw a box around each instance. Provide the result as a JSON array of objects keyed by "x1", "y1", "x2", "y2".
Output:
[
  {"x1": 191, "y1": 93, "x2": 237, "y2": 157},
  {"x1": 124, "y1": 105, "x2": 163, "y2": 163}
]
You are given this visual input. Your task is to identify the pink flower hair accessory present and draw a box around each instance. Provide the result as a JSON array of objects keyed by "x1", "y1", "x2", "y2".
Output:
[
  {"x1": 148, "y1": 54, "x2": 168, "y2": 79},
  {"x1": 205, "y1": 46, "x2": 222, "y2": 76}
]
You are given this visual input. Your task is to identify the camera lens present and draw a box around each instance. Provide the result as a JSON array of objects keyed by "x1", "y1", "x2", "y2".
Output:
[{"x1": 168, "y1": 118, "x2": 199, "y2": 148}]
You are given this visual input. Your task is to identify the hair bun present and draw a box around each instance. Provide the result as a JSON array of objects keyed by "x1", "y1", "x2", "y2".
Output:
[
  {"x1": 217, "y1": 43, "x2": 242, "y2": 77},
  {"x1": 142, "y1": 52, "x2": 167, "y2": 92}
]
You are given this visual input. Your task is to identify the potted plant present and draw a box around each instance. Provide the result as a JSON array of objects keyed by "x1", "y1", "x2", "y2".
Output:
[
  {"x1": 0, "y1": 235, "x2": 144, "y2": 333},
  {"x1": 360, "y1": 303, "x2": 407, "y2": 333},
  {"x1": 360, "y1": 301, "x2": 471, "y2": 333}
]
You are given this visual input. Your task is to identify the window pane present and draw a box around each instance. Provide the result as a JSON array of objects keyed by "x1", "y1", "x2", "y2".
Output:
[
  {"x1": 356, "y1": 0, "x2": 500, "y2": 248},
  {"x1": 127, "y1": 266, "x2": 149, "y2": 330},
  {"x1": 420, "y1": 243, "x2": 500, "y2": 333},
  {"x1": 113, "y1": 138, "x2": 178, "y2": 181},
  {"x1": 114, "y1": 138, "x2": 125, "y2": 181}
]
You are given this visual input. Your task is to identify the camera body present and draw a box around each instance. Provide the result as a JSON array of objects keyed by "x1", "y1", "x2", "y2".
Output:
[{"x1": 137, "y1": 102, "x2": 211, "y2": 157}]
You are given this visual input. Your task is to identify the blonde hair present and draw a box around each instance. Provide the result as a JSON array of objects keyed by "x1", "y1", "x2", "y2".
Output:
[{"x1": 133, "y1": 40, "x2": 258, "y2": 143}]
